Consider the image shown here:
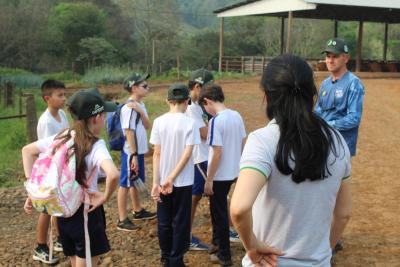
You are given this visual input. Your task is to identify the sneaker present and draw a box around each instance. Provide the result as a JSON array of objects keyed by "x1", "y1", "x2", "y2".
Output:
[
  {"x1": 229, "y1": 229, "x2": 241, "y2": 243},
  {"x1": 189, "y1": 236, "x2": 209, "y2": 251},
  {"x1": 53, "y1": 238, "x2": 63, "y2": 252},
  {"x1": 132, "y1": 208, "x2": 157, "y2": 221},
  {"x1": 117, "y1": 218, "x2": 140, "y2": 231},
  {"x1": 33, "y1": 246, "x2": 59, "y2": 265},
  {"x1": 210, "y1": 253, "x2": 232, "y2": 266}
]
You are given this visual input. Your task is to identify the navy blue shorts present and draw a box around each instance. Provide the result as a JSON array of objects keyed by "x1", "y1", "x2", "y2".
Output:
[
  {"x1": 57, "y1": 205, "x2": 110, "y2": 258},
  {"x1": 120, "y1": 150, "x2": 145, "y2": 188},
  {"x1": 192, "y1": 161, "x2": 207, "y2": 196}
]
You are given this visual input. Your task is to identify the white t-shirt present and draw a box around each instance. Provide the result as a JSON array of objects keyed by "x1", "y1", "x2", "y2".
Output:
[
  {"x1": 185, "y1": 102, "x2": 208, "y2": 164},
  {"x1": 207, "y1": 109, "x2": 246, "y2": 181},
  {"x1": 120, "y1": 100, "x2": 149, "y2": 155},
  {"x1": 240, "y1": 119, "x2": 351, "y2": 267},
  {"x1": 36, "y1": 135, "x2": 112, "y2": 192},
  {"x1": 149, "y1": 112, "x2": 200, "y2": 187},
  {"x1": 37, "y1": 109, "x2": 69, "y2": 140}
]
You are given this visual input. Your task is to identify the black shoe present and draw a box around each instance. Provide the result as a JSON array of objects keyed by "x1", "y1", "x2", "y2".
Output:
[
  {"x1": 117, "y1": 218, "x2": 140, "y2": 231},
  {"x1": 132, "y1": 208, "x2": 157, "y2": 220},
  {"x1": 33, "y1": 245, "x2": 59, "y2": 265}
]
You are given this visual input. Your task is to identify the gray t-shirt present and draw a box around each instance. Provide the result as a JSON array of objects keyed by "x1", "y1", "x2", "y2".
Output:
[{"x1": 240, "y1": 119, "x2": 351, "y2": 267}]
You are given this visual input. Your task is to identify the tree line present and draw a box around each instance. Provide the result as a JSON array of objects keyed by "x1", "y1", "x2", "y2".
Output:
[{"x1": 1, "y1": 0, "x2": 399, "y2": 75}]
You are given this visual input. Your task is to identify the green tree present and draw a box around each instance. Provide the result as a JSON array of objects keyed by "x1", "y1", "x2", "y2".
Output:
[
  {"x1": 0, "y1": 0, "x2": 51, "y2": 70},
  {"x1": 77, "y1": 37, "x2": 117, "y2": 69},
  {"x1": 48, "y1": 2, "x2": 107, "y2": 65},
  {"x1": 114, "y1": 0, "x2": 182, "y2": 68}
]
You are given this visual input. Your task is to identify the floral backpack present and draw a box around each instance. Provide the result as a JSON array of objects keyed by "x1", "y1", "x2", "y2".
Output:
[{"x1": 25, "y1": 130, "x2": 94, "y2": 267}]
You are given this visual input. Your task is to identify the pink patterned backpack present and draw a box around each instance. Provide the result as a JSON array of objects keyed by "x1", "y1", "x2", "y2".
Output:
[
  {"x1": 25, "y1": 131, "x2": 86, "y2": 217},
  {"x1": 25, "y1": 131, "x2": 94, "y2": 266}
]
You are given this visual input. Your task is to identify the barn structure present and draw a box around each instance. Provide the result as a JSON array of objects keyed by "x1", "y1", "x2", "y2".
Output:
[{"x1": 214, "y1": 0, "x2": 400, "y2": 73}]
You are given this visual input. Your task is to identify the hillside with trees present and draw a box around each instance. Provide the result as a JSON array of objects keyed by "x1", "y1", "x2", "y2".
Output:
[{"x1": 1, "y1": 0, "x2": 399, "y2": 74}]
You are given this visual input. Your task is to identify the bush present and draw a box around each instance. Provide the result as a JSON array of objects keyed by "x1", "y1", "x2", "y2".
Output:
[
  {"x1": 42, "y1": 71, "x2": 82, "y2": 83},
  {"x1": 82, "y1": 65, "x2": 133, "y2": 85},
  {"x1": 0, "y1": 67, "x2": 43, "y2": 88}
]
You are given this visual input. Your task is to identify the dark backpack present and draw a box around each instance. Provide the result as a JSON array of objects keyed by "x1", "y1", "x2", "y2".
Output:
[{"x1": 106, "y1": 101, "x2": 140, "y2": 151}]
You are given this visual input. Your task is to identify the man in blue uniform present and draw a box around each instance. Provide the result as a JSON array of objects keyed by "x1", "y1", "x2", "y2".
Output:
[
  {"x1": 315, "y1": 38, "x2": 365, "y2": 262},
  {"x1": 315, "y1": 38, "x2": 365, "y2": 156}
]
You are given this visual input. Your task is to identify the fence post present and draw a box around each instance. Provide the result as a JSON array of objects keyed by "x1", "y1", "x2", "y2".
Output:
[
  {"x1": 24, "y1": 93, "x2": 38, "y2": 142},
  {"x1": 251, "y1": 56, "x2": 255, "y2": 73},
  {"x1": 4, "y1": 81, "x2": 14, "y2": 107},
  {"x1": 262, "y1": 56, "x2": 265, "y2": 72},
  {"x1": 226, "y1": 60, "x2": 229, "y2": 72},
  {"x1": 241, "y1": 57, "x2": 244, "y2": 73}
]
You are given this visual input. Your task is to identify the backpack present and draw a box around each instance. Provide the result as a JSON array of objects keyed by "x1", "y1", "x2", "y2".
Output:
[
  {"x1": 106, "y1": 100, "x2": 140, "y2": 151},
  {"x1": 25, "y1": 130, "x2": 95, "y2": 266},
  {"x1": 25, "y1": 132, "x2": 86, "y2": 217}
]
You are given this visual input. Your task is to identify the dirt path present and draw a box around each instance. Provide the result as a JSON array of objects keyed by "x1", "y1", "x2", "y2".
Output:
[{"x1": 0, "y1": 77, "x2": 399, "y2": 266}]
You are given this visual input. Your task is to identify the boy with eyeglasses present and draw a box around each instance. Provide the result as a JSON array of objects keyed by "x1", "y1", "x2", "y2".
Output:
[{"x1": 117, "y1": 73, "x2": 156, "y2": 231}]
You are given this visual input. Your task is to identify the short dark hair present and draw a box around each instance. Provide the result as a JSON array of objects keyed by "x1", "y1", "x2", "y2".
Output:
[
  {"x1": 188, "y1": 80, "x2": 197, "y2": 90},
  {"x1": 41, "y1": 79, "x2": 65, "y2": 97},
  {"x1": 199, "y1": 84, "x2": 224, "y2": 106}
]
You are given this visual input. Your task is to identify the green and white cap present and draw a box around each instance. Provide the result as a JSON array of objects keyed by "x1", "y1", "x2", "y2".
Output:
[
  {"x1": 67, "y1": 88, "x2": 117, "y2": 120},
  {"x1": 189, "y1": 68, "x2": 214, "y2": 86},
  {"x1": 322, "y1": 38, "x2": 349, "y2": 55},
  {"x1": 123, "y1": 72, "x2": 150, "y2": 91}
]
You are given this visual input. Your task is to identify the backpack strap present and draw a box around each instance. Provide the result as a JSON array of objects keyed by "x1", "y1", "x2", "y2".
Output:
[
  {"x1": 82, "y1": 167, "x2": 97, "y2": 267},
  {"x1": 126, "y1": 100, "x2": 142, "y2": 155}
]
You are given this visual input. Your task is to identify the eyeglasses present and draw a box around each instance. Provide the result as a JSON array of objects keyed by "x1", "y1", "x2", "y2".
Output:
[{"x1": 140, "y1": 84, "x2": 149, "y2": 90}]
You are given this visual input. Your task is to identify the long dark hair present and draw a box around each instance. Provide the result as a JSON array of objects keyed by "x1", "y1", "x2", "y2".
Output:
[
  {"x1": 261, "y1": 54, "x2": 342, "y2": 183},
  {"x1": 54, "y1": 117, "x2": 99, "y2": 188}
]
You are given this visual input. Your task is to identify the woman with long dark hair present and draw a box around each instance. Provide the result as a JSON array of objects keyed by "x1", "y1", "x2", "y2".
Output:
[{"x1": 231, "y1": 54, "x2": 352, "y2": 267}]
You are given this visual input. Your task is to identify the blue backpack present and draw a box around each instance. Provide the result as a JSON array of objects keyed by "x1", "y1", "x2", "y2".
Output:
[{"x1": 106, "y1": 101, "x2": 140, "y2": 151}]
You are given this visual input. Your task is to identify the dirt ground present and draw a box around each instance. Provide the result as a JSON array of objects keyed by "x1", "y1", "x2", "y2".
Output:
[{"x1": 0, "y1": 76, "x2": 399, "y2": 266}]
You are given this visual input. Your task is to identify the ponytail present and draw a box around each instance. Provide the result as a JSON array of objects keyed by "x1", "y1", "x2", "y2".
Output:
[{"x1": 261, "y1": 54, "x2": 343, "y2": 183}]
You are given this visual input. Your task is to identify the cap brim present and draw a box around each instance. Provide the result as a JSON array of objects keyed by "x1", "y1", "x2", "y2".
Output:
[
  {"x1": 104, "y1": 101, "x2": 117, "y2": 112},
  {"x1": 321, "y1": 48, "x2": 343, "y2": 55}
]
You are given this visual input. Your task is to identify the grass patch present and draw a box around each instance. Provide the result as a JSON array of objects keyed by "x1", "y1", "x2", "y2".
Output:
[{"x1": 82, "y1": 65, "x2": 133, "y2": 86}]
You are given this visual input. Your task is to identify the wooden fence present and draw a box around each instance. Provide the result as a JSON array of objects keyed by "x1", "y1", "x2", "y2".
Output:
[
  {"x1": 221, "y1": 56, "x2": 400, "y2": 73},
  {"x1": 0, "y1": 82, "x2": 38, "y2": 142}
]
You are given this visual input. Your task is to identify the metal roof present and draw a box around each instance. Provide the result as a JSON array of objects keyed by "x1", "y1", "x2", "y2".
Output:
[{"x1": 214, "y1": 0, "x2": 400, "y2": 23}]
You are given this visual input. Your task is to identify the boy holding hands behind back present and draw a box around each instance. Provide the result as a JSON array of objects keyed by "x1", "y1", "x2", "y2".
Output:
[
  {"x1": 150, "y1": 84, "x2": 200, "y2": 267},
  {"x1": 200, "y1": 84, "x2": 246, "y2": 266}
]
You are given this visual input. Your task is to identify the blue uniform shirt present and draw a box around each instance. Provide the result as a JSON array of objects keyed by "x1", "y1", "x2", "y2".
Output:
[{"x1": 315, "y1": 71, "x2": 365, "y2": 156}]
